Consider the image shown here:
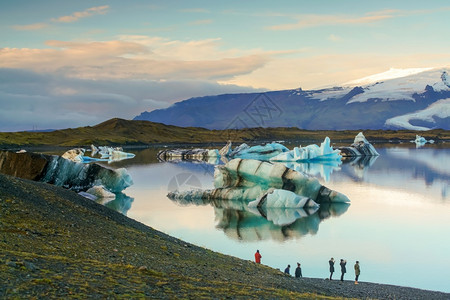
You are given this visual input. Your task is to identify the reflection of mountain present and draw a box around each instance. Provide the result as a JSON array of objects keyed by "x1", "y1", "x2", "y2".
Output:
[
  {"x1": 338, "y1": 147, "x2": 449, "y2": 200},
  {"x1": 169, "y1": 195, "x2": 349, "y2": 242}
]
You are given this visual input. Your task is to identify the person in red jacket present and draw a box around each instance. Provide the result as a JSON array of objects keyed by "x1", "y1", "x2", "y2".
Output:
[{"x1": 255, "y1": 250, "x2": 262, "y2": 264}]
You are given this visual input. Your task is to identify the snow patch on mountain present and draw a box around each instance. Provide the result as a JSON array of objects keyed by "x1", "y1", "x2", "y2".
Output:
[
  {"x1": 432, "y1": 71, "x2": 450, "y2": 92},
  {"x1": 303, "y1": 87, "x2": 352, "y2": 101},
  {"x1": 344, "y1": 67, "x2": 433, "y2": 86},
  {"x1": 385, "y1": 98, "x2": 450, "y2": 131},
  {"x1": 346, "y1": 68, "x2": 450, "y2": 104}
]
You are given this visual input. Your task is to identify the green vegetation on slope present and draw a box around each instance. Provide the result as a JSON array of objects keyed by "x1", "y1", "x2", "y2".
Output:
[
  {"x1": 0, "y1": 118, "x2": 448, "y2": 147},
  {"x1": 0, "y1": 173, "x2": 344, "y2": 299}
]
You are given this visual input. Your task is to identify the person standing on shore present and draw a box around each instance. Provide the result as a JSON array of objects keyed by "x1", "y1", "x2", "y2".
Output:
[
  {"x1": 329, "y1": 258, "x2": 335, "y2": 280},
  {"x1": 254, "y1": 250, "x2": 262, "y2": 264},
  {"x1": 354, "y1": 261, "x2": 360, "y2": 284},
  {"x1": 295, "y1": 262, "x2": 302, "y2": 278},
  {"x1": 284, "y1": 264, "x2": 291, "y2": 275},
  {"x1": 340, "y1": 259, "x2": 347, "y2": 282}
]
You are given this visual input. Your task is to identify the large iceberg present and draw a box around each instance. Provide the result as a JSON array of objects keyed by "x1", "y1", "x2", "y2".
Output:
[
  {"x1": 170, "y1": 158, "x2": 349, "y2": 204},
  {"x1": 215, "y1": 158, "x2": 350, "y2": 203},
  {"x1": 269, "y1": 137, "x2": 341, "y2": 163},
  {"x1": 0, "y1": 150, "x2": 133, "y2": 193}
]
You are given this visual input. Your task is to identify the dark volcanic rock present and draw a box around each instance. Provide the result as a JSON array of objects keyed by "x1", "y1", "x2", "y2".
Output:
[{"x1": 0, "y1": 151, "x2": 48, "y2": 180}]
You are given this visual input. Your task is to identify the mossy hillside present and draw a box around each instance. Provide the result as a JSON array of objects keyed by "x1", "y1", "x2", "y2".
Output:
[
  {"x1": 0, "y1": 118, "x2": 448, "y2": 147},
  {"x1": 0, "y1": 173, "x2": 345, "y2": 299}
]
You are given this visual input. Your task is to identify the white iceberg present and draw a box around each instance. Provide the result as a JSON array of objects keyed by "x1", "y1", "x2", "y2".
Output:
[
  {"x1": 413, "y1": 135, "x2": 434, "y2": 146},
  {"x1": 269, "y1": 137, "x2": 341, "y2": 162}
]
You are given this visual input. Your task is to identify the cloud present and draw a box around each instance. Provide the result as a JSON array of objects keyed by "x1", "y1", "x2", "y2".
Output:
[
  {"x1": 221, "y1": 52, "x2": 450, "y2": 90},
  {"x1": 267, "y1": 10, "x2": 396, "y2": 31},
  {"x1": 0, "y1": 68, "x2": 262, "y2": 131},
  {"x1": 0, "y1": 37, "x2": 269, "y2": 81},
  {"x1": 11, "y1": 23, "x2": 48, "y2": 31},
  {"x1": 51, "y1": 5, "x2": 109, "y2": 23},
  {"x1": 12, "y1": 5, "x2": 109, "y2": 31}
]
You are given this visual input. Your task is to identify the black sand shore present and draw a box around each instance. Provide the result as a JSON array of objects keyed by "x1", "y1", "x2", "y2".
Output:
[{"x1": 1, "y1": 173, "x2": 449, "y2": 299}]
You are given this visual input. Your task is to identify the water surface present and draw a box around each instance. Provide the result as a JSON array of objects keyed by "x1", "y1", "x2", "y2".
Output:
[{"x1": 56, "y1": 143, "x2": 450, "y2": 292}]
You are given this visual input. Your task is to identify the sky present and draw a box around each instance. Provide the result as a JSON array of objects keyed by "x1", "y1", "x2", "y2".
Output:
[{"x1": 1, "y1": 0, "x2": 450, "y2": 131}]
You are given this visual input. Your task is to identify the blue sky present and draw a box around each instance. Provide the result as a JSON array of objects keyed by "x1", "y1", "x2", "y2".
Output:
[{"x1": 1, "y1": 0, "x2": 449, "y2": 131}]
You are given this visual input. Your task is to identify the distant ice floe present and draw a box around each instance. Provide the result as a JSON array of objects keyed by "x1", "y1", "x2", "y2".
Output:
[
  {"x1": 338, "y1": 132, "x2": 379, "y2": 157},
  {"x1": 62, "y1": 145, "x2": 135, "y2": 163},
  {"x1": 411, "y1": 135, "x2": 435, "y2": 147}
]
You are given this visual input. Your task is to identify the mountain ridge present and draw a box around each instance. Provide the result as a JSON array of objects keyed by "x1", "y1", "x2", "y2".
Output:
[{"x1": 135, "y1": 68, "x2": 450, "y2": 131}]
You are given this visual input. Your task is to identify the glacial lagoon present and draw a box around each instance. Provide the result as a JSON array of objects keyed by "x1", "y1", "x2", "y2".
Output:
[{"x1": 49, "y1": 142, "x2": 450, "y2": 293}]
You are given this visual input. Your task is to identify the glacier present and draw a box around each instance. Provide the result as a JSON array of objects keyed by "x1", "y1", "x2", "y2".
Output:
[{"x1": 385, "y1": 98, "x2": 450, "y2": 131}]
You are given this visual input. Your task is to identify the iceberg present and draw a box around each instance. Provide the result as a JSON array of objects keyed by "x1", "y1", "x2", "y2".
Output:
[
  {"x1": 215, "y1": 158, "x2": 350, "y2": 203},
  {"x1": 86, "y1": 185, "x2": 116, "y2": 200},
  {"x1": 62, "y1": 148, "x2": 85, "y2": 162},
  {"x1": 0, "y1": 150, "x2": 133, "y2": 193},
  {"x1": 339, "y1": 132, "x2": 379, "y2": 157},
  {"x1": 231, "y1": 142, "x2": 289, "y2": 160},
  {"x1": 63, "y1": 146, "x2": 135, "y2": 164},
  {"x1": 170, "y1": 158, "x2": 349, "y2": 204},
  {"x1": 412, "y1": 135, "x2": 434, "y2": 147},
  {"x1": 270, "y1": 137, "x2": 341, "y2": 163}
]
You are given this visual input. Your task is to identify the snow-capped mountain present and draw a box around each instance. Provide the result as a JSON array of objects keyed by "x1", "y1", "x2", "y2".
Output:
[{"x1": 134, "y1": 68, "x2": 450, "y2": 131}]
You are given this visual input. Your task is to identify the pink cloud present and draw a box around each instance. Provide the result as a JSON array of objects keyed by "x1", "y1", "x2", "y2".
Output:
[{"x1": 51, "y1": 5, "x2": 109, "y2": 23}]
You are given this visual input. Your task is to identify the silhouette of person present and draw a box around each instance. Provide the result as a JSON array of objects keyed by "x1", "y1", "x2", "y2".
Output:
[
  {"x1": 340, "y1": 259, "x2": 347, "y2": 282},
  {"x1": 329, "y1": 258, "x2": 335, "y2": 280},
  {"x1": 284, "y1": 264, "x2": 291, "y2": 275},
  {"x1": 354, "y1": 261, "x2": 360, "y2": 284},
  {"x1": 254, "y1": 250, "x2": 262, "y2": 264},
  {"x1": 295, "y1": 262, "x2": 302, "y2": 278}
]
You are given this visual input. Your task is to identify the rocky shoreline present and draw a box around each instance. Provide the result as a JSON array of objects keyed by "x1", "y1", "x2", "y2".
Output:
[{"x1": 1, "y1": 173, "x2": 449, "y2": 299}]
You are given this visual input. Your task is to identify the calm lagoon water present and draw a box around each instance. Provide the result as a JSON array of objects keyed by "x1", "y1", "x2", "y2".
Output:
[{"x1": 76, "y1": 143, "x2": 450, "y2": 292}]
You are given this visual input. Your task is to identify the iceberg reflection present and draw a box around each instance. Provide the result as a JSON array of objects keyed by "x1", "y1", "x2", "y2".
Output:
[
  {"x1": 103, "y1": 192, "x2": 134, "y2": 215},
  {"x1": 169, "y1": 193, "x2": 349, "y2": 241}
]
